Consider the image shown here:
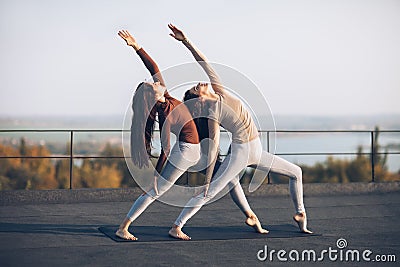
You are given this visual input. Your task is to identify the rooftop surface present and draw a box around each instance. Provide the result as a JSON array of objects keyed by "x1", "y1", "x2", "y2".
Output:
[{"x1": 0, "y1": 183, "x2": 399, "y2": 266}]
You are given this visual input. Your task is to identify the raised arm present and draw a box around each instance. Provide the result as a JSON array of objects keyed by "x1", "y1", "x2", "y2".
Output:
[
  {"x1": 168, "y1": 24, "x2": 225, "y2": 95},
  {"x1": 118, "y1": 30, "x2": 169, "y2": 95}
]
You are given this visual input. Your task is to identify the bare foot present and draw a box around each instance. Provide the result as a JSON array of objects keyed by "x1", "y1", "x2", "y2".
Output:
[
  {"x1": 293, "y1": 212, "x2": 313, "y2": 234},
  {"x1": 115, "y1": 229, "x2": 138, "y2": 240},
  {"x1": 169, "y1": 227, "x2": 191, "y2": 240},
  {"x1": 245, "y1": 216, "x2": 269, "y2": 234}
]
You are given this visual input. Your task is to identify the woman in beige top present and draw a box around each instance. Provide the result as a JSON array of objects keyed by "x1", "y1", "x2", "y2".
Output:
[{"x1": 167, "y1": 24, "x2": 313, "y2": 240}]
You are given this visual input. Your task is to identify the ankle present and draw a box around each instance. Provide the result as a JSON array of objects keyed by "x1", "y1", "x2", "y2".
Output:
[
  {"x1": 294, "y1": 212, "x2": 306, "y2": 222},
  {"x1": 245, "y1": 211, "x2": 257, "y2": 220},
  {"x1": 172, "y1": 224, "x2": 181, "y2": 230},
  {"x1": 119, "y1": 218, "x2": 132, "y2": 231},
  {"x1": 250, "y1": 215, "x2": 258, "y2": 220}
]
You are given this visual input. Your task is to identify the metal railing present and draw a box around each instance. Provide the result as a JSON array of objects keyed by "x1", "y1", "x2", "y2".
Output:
[
  {"x1": 263, "y1": 130, "x2": 400, "y2": 184},
  {"x1": 0, "y1": 129, "x2": 399, "y2": 188}
]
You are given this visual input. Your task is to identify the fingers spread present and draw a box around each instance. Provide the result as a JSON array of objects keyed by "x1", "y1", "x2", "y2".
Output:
[{"x1": 118, "y1": 30, "x2": 127, "y2": 39}]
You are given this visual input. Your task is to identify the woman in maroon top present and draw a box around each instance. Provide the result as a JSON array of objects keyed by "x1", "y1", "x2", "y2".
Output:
[{"x1": 115, "y1": 30, "x2": 201, "y2": 240}]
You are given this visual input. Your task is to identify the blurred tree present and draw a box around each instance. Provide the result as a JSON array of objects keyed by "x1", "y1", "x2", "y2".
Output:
[
  {"x1": 19, "y1": 137, "x2": 27, "y2": 164},
  {"x1": 1, "y1": 141, "x2": 58, "y2": 190},
  {"x1": 74, "y1": 159, "x2": 123, "y2": 188},
  {"x1": 55, "y1": 160, "x2": 70, "y2": 189},
  {"x1": 371, "y1": 126, "x2": 389, "y2": 181},
  {"x1": 24, "y1": 143, "x2": 57, "y2": 189},
  {"x1": 346, "y1": 146, "x2": 370, "y2": 182}
]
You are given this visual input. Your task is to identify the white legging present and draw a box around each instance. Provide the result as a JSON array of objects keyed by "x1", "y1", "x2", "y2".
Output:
[
  {"x1": 175, "y1": 137, "x2": 306, "y2": 227},
  {"x1": 126, "y1": 141, "x2": 200, "y2": 221},
  {"x1": 126, "y1": 146, "x2": 251, "y2": 221},
  {"x1": 200, "y1": 159, "x2": 251, "y2": 215}
]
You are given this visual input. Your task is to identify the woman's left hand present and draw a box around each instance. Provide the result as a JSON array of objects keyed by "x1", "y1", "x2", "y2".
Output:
[{"x1": 168, "y1": 23, "x2": 186, "y2": 41}]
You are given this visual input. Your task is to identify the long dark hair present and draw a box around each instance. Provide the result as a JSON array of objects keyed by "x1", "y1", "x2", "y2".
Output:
[
  {"x1": 131, "y1": 82, "x2": 157, "y2": 168},
  {"x1": 183, "y1": 88, "x2": 208, "y2": 140},
  {"x1": 184, "y1": 88, "x2": 221, "y2": 161}
]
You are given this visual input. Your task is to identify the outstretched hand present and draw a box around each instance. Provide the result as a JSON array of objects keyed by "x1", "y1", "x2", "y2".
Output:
[
  {"x1": 168, "y1": 23, "x2": 186, "y2": 41},
  {"x1": 153, "y1": 176, "x2": 159, "y2": 196},
  {"x1": 203, "y1": 183, "x2": 210, "y2": 198},
  {"x1": 118, "y1": 30, "x2": 139, "y2": 48}
]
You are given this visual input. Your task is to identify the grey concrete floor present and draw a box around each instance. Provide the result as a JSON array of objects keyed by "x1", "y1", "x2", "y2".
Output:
[{"x1": 0, "y1": 190, "x2": 399, "y2": 266}]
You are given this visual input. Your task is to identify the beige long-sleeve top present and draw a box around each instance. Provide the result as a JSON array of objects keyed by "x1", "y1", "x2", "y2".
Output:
[
  {"x1": 182, "y1": 38, "x2": 259, "y2": 184},
  {"x1": 183, "y1": 39, "x2": 259, "y2": 143}
]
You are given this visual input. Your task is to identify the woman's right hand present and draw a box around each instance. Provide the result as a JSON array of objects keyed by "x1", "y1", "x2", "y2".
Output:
[
  {"x1": 153, "y1": 176, "x2": 159, "y2": 196},
  {"x1": 118, "y1": 30, "x2": 140, "y2": 49},
  {"x1": 168, "y1": 23, "x2": 186, "y2": 41}
]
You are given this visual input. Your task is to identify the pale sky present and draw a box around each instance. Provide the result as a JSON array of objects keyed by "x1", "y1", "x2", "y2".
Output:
[{"x1": 1, "y1": 0, "x2": 399, "y2": 117}]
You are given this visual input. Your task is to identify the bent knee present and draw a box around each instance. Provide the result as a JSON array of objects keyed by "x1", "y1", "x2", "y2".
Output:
[
  {"x1": 292, "y1": 165, "x2": 302, "y2": 180},
  {"x1": 144, "y1": 189, "x2": 160, "y2": 200}
]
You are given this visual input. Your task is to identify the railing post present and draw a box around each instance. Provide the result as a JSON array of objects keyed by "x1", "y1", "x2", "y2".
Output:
[
  {"x1": 370, "y1": 131, "x2": 375, "y2": 183},
  {"x1": 69, "y1": 130, "x2": 74, "y2": 189},
  {"x1": 267, "y1": 131, "x2": 271, "y2": 184}
]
